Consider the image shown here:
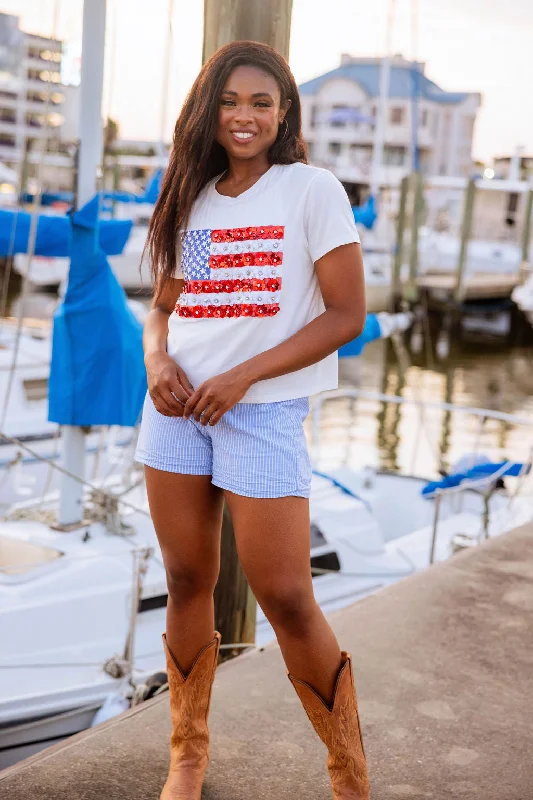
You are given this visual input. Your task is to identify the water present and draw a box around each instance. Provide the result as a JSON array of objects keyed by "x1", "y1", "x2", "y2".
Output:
[
  {"x1": 6, "y1": 288, "x2": 533, "y2": 486},
  {"x1": 315, "y1": 337, "x2": 533, "y2": 480}
]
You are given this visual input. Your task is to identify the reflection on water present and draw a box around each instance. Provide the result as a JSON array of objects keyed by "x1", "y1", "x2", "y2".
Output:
[
  {"x1": 315, "y1": 338, "x2": 533, "y2": 479},
  {"x1": 7, "y1": 289, "x2": 533, "y2": 482}
]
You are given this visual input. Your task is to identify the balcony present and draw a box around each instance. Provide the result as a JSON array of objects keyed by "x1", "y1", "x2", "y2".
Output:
[
  {"x1": 0, "y1": 144, "x2": 21, "y2": 163},
  {"x1": 306, "y1": 123, "x2": 375, "y2": 146},
  {"x1": 0, "y1": 121, "x2": 21, "y2": 139},
  {"x1": 0, "y1": 93, "x2": 18, "y2": 108}
]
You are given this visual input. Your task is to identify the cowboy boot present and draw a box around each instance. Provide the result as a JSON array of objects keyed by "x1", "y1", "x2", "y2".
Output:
[
  {"x1": 288, "y1": 652, "x2": 370, "y2": 799},
  {"x1": 161, "y1": 632, "x2": 221, "y2": 800}
]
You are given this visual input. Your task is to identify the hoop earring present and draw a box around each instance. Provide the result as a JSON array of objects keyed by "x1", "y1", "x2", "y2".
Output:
[{"x1": 280, "y1": 118, "x2": 289, "y2": 141}]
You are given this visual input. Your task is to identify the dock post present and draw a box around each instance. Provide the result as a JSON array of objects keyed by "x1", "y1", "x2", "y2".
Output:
[
  {"x1": 391, "y1": 174, "x2": 409, "y2": 309},
  {"x1": 203, "y1": 0, "x2": 293, "y2": 62},
  {"x1": 454, "y1": 178, "x2": 476, "y2": 304},
  {"x1": 203, "y1": 0, "x2": 294, "y2": 654},
  {"x1": 404, "y1": 171, "x2": 423, "y2": 304},
  {"x1": 520, "y1": 188, "x2": 533, "y2": 269}
]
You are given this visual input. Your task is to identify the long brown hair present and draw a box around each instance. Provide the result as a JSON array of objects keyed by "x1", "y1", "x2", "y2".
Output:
[{"x1": 146, "y1": 40, "x2": 307, "y2": 291}]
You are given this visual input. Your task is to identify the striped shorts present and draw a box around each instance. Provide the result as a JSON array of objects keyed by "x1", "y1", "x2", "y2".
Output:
[{"x1": 134, "y1": 392, "x2": 312, "y2": 499}]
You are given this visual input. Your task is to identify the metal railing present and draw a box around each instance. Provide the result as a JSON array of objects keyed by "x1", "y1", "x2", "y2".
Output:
[
  {"x1": 311, "y1": 388, "x2": 533, "y2": 468},
  {"x1": 311, "y1": 388, "x2": 533, "y2": 564}
]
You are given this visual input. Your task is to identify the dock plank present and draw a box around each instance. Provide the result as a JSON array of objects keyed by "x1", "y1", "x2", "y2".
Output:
[
  {"x1": 2, "y1": 524, "x2": 533, "y2": 799},
  {"x1": 417, "y1": 271, "x2": 520, "y2": 300}
]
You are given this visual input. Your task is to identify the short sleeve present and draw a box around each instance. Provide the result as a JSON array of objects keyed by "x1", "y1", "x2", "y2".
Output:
[{"x1": 304, "y1": 169, "x2": 360, "y2": 264}]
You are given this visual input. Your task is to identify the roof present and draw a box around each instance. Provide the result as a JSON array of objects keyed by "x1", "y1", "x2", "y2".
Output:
[{"x1": 299, "y1": 62, "x2": 469, "y2": 105}]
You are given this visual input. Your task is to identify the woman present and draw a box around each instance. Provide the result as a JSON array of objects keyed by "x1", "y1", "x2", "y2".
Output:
[{"x1": 136, "y1": 40, "x2": 369, "y2": 800}]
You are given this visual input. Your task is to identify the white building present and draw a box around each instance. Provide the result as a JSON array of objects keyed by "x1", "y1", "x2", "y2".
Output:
[
  {"x1": 299, "y1": 54, "x2": 481, "y2": 193},
  {"x1": 0, "y1": 12, "x2": 78, "y2": 193}
]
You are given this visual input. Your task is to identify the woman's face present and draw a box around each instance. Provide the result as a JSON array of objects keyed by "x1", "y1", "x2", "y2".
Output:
[{"x1": 215, "y1": 65, "x2": 289, "y2": 162}]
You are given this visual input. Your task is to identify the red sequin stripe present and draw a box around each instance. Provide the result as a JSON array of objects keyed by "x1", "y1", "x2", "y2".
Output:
[
  {"x1": 211, "y1": 226, "x2": 284, "y2": 243},
  {"x1": 178, "y1": 304, "x2": 280, "y2": 318},
  {"x1": 185, "y1": 278, "x2": 281, "y2": 294},
  {"x1": 209, "y1": 251, "x2": 282, "y2": 269}
]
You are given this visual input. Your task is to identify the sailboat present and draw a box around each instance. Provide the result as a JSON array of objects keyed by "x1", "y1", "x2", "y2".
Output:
[
  {"x1": 10, "y1": 170, "x2": 163, "y2": 294},
  {"x1": 2, "y1": 0, "x2": 533, "y2": 771}
]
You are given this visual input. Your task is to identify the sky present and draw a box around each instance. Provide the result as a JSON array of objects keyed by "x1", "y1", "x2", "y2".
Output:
[{"x1": 2, "y1": 0, "x2": 532, "y2": 162}]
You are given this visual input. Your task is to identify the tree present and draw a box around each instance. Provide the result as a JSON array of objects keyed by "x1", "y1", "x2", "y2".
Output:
[{"x1": 104, "y1": 117, "x2": 119, "y2": 154}]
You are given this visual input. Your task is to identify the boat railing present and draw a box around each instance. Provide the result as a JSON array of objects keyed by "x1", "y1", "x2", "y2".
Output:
[
  {"x1": 311, "y1": 388, "x2": 533, "y2": 472},
  {"x1": 426, "y1": 453, "x2": 533, "y2": 563},
  {"x1": 312, "y1": 388, "x2": 533, "y2": 564}
]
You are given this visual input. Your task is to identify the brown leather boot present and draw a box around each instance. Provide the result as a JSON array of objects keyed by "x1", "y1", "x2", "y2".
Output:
[
  {"x1": 288, "y1": 652, "x2": 370, "y2": 799},
  {"x1": 161, "y1": 632, "x2": 221, "y2": 800}
]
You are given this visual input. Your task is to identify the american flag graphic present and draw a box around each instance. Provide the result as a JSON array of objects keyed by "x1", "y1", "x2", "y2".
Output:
[{"x1": 176, "y1": 225, "x2": 284, "y2": 318}]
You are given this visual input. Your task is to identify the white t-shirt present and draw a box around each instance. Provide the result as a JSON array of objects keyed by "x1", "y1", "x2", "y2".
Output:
[{"x1": 167, "y1": 162, "x2": 360, "y2": 403}]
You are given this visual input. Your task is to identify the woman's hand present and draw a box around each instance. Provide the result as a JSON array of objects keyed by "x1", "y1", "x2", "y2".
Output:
[
  {"x1": 183, "y1": 365, "x2": 253, "y2": 425},
  {"x1": 145, "y1": 351, "x2": 194, "y2": 417}
]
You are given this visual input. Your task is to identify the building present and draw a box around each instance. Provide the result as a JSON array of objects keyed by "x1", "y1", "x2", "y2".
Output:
[
  {"x1": 493, "y1": 151, "x2": 533, "y2": 182},
  {"x1": 0, "y1": 12, "x2": 78, "y2": 194},
  {"x1": 299, "y1": 54, "x2": 481, "y2": 191}
]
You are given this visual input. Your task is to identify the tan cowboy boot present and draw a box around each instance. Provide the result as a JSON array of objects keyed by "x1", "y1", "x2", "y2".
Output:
[
  {"x1": 288, "y1": 652, "x2": 370, "y2": 799},
  {"x1": 161, "y1": 632, "x2": 221, "y2": 800}
]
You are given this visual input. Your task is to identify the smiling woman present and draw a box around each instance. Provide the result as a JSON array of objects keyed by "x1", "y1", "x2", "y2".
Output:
[
  {"x1": 136, "y1": 40, "x2": 369, "y2": 800},
  {"x1": 144, "y1": 41, "x2": 307, "y2": 286},
  {"x1": 216, "y1": 66, "x2": 290, "y2": 175}
]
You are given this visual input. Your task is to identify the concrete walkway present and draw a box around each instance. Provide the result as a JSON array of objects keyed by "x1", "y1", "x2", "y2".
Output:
[{"x1": 2, "y1": 524, "x2": 533, "y2": 799}]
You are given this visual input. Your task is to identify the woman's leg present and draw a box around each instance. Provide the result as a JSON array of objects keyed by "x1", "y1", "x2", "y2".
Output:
[
  {"x1": 225, "y1": 489, "x2": 370, "y2": 799},
  {"x1": 144, "y1": 467, "x2": 224, "y2": 673},
  {"x1": 223, "y1": 490, "x2": 342, "y2": 705}
]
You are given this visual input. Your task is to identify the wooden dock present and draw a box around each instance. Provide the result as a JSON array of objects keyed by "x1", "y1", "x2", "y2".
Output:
[
  {"x1": 2, "y1": 524, "x2": 533, "y2": 799},
  {"x1": 417, "y1": 271, "x2": 521, "y2": 302}
]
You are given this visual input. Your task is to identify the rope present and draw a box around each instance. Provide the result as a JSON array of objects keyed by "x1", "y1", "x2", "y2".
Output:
[
  {"x1": 0, "y1": 642, "x2": 259, "y2": 672},
  {"x1": 312, "y1": 469, "x2": 372, "y2": 510},
  {"x1": 0, "y1": 429, "x2": 151, "y2": 519}
]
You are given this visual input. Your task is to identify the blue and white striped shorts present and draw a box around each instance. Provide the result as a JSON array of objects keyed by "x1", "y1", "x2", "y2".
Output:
[{"x1": 134, "y1": 393, "x2": 311, "y2": 499}]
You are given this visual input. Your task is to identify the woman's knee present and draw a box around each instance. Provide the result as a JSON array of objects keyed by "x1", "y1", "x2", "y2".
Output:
[
  {"x1": 257, "y1": 581, "x2": 317, "y2": 632},
  {"x1": 165, "y1": 561, "x2": 217, "y2": 604}
]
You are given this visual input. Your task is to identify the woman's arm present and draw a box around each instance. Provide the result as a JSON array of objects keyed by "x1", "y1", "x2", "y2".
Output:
[
  {"x1": 144, "y1": 278, "x2": 194, "y2": 416},
  {"x1": 183, "y1": 242, "x2": 365, "y2": 424}
]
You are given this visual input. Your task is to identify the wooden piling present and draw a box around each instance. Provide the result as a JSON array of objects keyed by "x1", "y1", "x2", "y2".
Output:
[
  {"x1": 454, "y1": 178, "x2": 476, "y2": 304},
  {"x1": 203, "y1": 0, "x2": 293, "y2": 61},
  {"x1": 404, "y1": 171, "x2": 423, "y2": 304},
  {"x1": 203, "y1": 0, "x2": 295, "y2": 654},
  {"x1": 391, "y1": 174, "x2": 409, "y2": 308},
  {"x1": 521, "y1": 188, "x2": 533, "y2": 266}
]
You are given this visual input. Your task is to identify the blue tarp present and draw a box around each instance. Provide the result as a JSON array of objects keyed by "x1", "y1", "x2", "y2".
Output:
[
  {"x1": 421, "y1": 462, "x2": 526, "y2": 497},
  {"x1": 48, "y1": 195, "x2": 147, "y2": 427},
  {"x1": 0, "y1": 206, "x2": 132, "y2": 257},
  {"x1": 19, "y1": 168, "x2": 164, "y2": 209},
  {"x1": 339, "y1": 313, "x2": 382, "y2": 358},
  {"x1": 142, "y1": 168, "x2": 163, "y2": 204},
  {"x1": 19, "y1": 191, "x2": 73, "y2": 207},
  {"x1": 352, "y1": 195, "x2": 377, "y2": 230}
]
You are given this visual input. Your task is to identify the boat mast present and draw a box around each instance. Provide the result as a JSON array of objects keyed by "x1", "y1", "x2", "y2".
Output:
[
  {"x1": 59, "y1": 0, "x2": 107, "y2": 527},
  {"x1": 410, "y1": 0, "x2": 420, "y2": 172},
  {"x1": 157, "y1": 0, "x2": 175, "y2": 166},
  {"x1": 370, "y1": 0, "x2": 395, "y2": 197}
]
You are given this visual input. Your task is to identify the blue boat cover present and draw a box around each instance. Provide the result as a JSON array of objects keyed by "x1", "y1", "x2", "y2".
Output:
[
  {"x1": 0, "y1": 205, "x2": 132, "y2": 257},
  {"x1": 19, "y1": 168, "x2": 163, "y2": 209},
  {"x1": 19, "y1": 191, "x2": 73, "y2": 207},
  {"x1": 142, "y1": 168, "x2": 163, "y2": 204},
  {"x1": 352, "y1": 195, "x2": 377, "y2": 230},
  {"x1": 339, "y1": 313, "x2": 381, "y2": 357},
  {"x1": 48, "y1": 196, "x2": 147, "y2": 427},
  {"x1": 421, "y1": 462, "x2": 526, "y2": 497}
]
